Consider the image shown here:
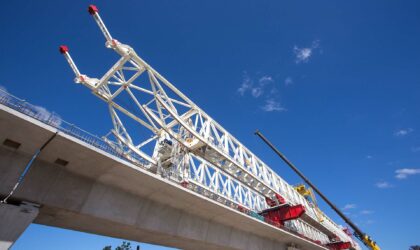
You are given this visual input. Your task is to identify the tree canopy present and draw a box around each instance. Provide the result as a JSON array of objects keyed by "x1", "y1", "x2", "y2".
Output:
[{"x1": 103, "y1": 241, "x2": 139, "y2": 250}]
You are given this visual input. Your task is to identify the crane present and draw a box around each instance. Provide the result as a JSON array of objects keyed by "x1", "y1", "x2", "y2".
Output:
[
  {"x1": 59, "y1": 4, "x2": 362, "y2": 249},
  {"x1": 294, "y1": 184, "x2": 325, "y2": 223},
  {"x1": 255, "y1": 131, "x2": 380, "y2": 250}
]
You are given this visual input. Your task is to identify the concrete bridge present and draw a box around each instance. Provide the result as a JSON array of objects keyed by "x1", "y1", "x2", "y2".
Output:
[{"x1": 0, "y1": 102, "x2": 325, "y2": 250}]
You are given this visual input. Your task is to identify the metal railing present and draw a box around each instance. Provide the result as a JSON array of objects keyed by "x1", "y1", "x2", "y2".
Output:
[
  {"x1": 0, "y1": 88, "x2": 327, "y2": 247},
  {"x1": 0, "y1": 88, "x2": 131, "y2": 162}
]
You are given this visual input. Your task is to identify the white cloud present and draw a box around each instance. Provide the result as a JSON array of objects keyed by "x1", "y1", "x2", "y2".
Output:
[
  {"x1": 294, "y1": 47, "x2": 312, "y2": 63},
  {"x1": 293, "y1": 40, "x2": 320, "y2": 64},
  {"x1": 360, "y1": 210, "x2": 374, "y2": 215},
  {"x1": 28, "y1": 103, "x2": 62, "y2": 127},
  {"x1": 237, "y1": 73, "x2": 253, "y2": 96},
  {"x1": 342, "y1": 204, "x2": 357, "y2": 210},
  {"x1": 0, "y1": 85, "x2": 61, "y2": 127},
  {"x1": 284, "y1": 77, "x2": 293, "y2": 86},
  {"x1": 33, "y1": 105, "x2": 54, "y2": 119},
  {"x1": 411, "y1": 146, "x2": 420, "y2": 152},
  {"x1": 394, "y1": 128, "x2": 414, "y2": 137},
  {"x1": 238, "y1": 74, "x2": 287, "y2": 112},
  {"x1": 366, "y1": 220, "x2": 375, "y2": 225},
  {"x1": 0, "y1": 85, "x2": 13, "y2": 108},
  {"x1": 0, "y1": 85, "x2": 7, "y2": 97},
  {"x1": 258, "y1": 75, "x2": 274, "y2": 85},
  {"x1": 366, "y1": 155, "x2": 373, "y2": 159},
  {"x1": 251, "y1": 88, "x2": 263, "y2": 98},
  {"x1": 249, "y1": 76, "x2": 275, "y2": 98},
  {"x1": 387, "y1": 161, "x2": 400, "y2": 166},
  {"x1": 375, "y1": 181, "x2": 393, "y2": 189},
  {"x1": 238, "y1": 74, "x2": 275, "y2": 98},
  {"x1": 395, "y1": 168, "x2": 420, "y2": 179},
  {"x1": 261, "y1": 99, "x2": 287, "y2": 112}
]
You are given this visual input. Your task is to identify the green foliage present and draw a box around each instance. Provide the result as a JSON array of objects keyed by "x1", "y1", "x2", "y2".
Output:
[
  {"x1": 115, "y1": 241, "x2": 132, "y2": 250},
  {"x1": 103, "y1": 241, "x2": 137, "y2": 250},
  {"x1": 409, "y1": 246, "x2": 420, "y2": 250}
]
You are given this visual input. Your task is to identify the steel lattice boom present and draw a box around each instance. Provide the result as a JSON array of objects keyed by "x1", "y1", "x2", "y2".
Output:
[{"x1": 59, "y1": 5, "x2": 361, "y2": 249}]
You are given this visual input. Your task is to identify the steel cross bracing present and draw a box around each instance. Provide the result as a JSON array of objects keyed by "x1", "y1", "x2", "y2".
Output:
[{"x1": 60, "y1": 6, "x2": 358, "y2": 248}]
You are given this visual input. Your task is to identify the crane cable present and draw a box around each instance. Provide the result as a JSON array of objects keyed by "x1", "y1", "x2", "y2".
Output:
[
  {"x1": 254, "y1": 130, "x2": 380, "y2": 250},
  {"x1": 1, "y1": 132, "x2": 58, "y2": 204}
]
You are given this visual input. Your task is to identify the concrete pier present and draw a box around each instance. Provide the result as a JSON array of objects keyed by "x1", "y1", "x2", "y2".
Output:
[{"x1": 0, "y1": 203, "x2": 39, "y2": 250}]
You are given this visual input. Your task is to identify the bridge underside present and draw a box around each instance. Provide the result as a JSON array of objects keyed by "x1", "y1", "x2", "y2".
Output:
[{"x1": 0, "y1": 104, "x2": 325, "y2": 250}]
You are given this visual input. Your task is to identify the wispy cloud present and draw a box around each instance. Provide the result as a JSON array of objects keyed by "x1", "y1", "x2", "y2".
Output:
[
  {"x1": 237, "y1": 73, "x2": 287, "y2": 112},
  {"x1": 251, "y1": 88, "x2": 263, "y2": 98},
  {"x1": 0, "y1": 84, "x2": 61, "y2": 126},
  {"x1": 249, "y1": 76, "x2": 275, "y2": 98},
  {"x1": 237, "y1": 73, "x2": 253, "y2": 96},
  {"x1": 293, "y1": 40, "x2": 320, "y2": 64},
  {"x1": 238, "y1": 74, "x2": 275, "y2": 98},
  {"x1": 366, "y1": 219, "x2": 375, "y2": 225},
  {"x1": 261, "y1": 99, "x2": 287, "y2": 112},
  {"x1": 387, "y1": 161, "x2": 400, "y2": 166},
  {"x1": 258, "y1": 75, "x2": 274, "y2": 85},
  {"x1": 411, "y1": 146, "x2": 420, "y2": 153},
  {"x1": 0, "y1": 85, "x2": 8, "y2": 97},
  {"x1": 32, "y1": 105, "x2": 62, "y2": 126},
  {"x1": 375, "y1": 181, "x2": 393, "y2": 189},
  {"x1": 284, "y1": 77, "x2": 293, "y2": 86},
  {"x1": 394, "y1": 128, "x2": 414, "y2": 137},
  {"x1": 360, "y1": 210, "x2": 374, "y2": 215},
  {"x1": 294, "y1": 47, "x2": 312, "y2": 63},
  {"x1": 342, "y1": 204, "x2": 357, "y2": 210},
  {"x1": 395, "y1": 168, "x2": 420, "y2": 179},
  {"x1": 366, "y1": 155, "x2": 373, "y2": 159}
]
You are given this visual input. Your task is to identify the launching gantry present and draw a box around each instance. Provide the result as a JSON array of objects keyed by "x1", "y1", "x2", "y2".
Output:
[{"x1": 59, "y1": 5, "x2": 360, "y2": 250}]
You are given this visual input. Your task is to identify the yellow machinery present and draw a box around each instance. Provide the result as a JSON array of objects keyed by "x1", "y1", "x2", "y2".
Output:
[
  {"x1": 294, "y1": 184, "x2": 324, "y2": 222},
  {"x1": 296, "y1": 183, "x2": 381, "y2": 250},
  {"x1": 256, "y1": 131, "x2": 381, "y2": 250},
  {"x1": 361, "y1": 235, "x2": 381, "y2": 250}
]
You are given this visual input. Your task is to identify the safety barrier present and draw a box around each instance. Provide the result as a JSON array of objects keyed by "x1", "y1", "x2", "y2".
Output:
[
  {"x1": 0, "y1": 89, "x2": 133, "y2": 162},
  {"x1": 0, "y1": 88, "x2": 328, "y2": 248}
]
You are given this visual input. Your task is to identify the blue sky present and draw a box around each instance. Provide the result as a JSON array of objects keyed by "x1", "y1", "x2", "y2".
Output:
[{"x1": 1, "y1": 1, "x2": 419, "y2": 249}]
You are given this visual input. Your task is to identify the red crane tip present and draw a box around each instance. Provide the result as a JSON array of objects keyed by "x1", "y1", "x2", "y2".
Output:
[
  {"x1": 59, "y1": 45, "x2": 69, "y2": 54},
  {"x1": 88, "y1": 5, "x2": 99, "y2": 15}
]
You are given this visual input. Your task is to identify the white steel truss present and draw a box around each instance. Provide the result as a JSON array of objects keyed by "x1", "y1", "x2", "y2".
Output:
[{"x1": 60, "y1": 6, "x2": 359, "y2": 249}]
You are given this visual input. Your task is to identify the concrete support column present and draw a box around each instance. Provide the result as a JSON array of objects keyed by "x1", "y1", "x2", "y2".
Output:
[{"x1": 0, "y1": 202, "x2": 39, "y2": 250}]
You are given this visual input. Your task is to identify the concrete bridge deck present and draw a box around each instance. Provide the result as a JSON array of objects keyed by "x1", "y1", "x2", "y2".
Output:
[{"x1": 0, "y1": 103, "x2": 326, "y2": 250}]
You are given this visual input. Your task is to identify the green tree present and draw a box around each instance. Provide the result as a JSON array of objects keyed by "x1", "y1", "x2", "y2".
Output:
[
  {"x1": 409, "y1": 246, "x2": 420, "y2": 250},
  {"x1": 115, "y1": 241, "x2": 132, "y2": 250},
  {"x1": 103, "y1": 241, "x2": 139, "y2": 250}
]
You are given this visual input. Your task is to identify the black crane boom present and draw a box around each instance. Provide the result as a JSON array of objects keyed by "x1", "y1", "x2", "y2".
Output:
[{"x1": 254, "y1": 130, "x2": 380, "y2": 250}]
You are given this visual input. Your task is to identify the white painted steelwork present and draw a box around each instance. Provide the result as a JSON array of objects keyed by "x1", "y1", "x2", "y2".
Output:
[{"x1": 60, "y1": 6, "x2": 360, "y2": 249}]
